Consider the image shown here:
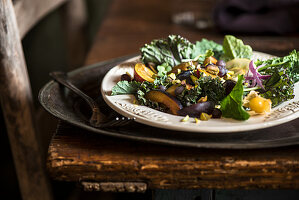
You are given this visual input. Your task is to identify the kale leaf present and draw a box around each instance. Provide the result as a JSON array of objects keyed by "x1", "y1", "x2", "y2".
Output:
[
  {"x1": 220, "y1": 75, "x2": 250, "y2": 120},
  {"x1": 192, "y1": 38, "x2": 223, "y2": 60},
  {"x1": 111, "y1": 81, "x2": 141, "y2": 95},
  {"x1": 176, "y1": 86, "x2": 202, "y2": 107},
  {"x1": 141, "y1": 35, "x2": 224, "y2": 67},
  {"x1": 196, "y1": 76, "x2": 226, "y2": 104},
  {"x1": 255, "y1": 50, "x2": 298, "y2": 106},
  {"x1": 256, "y1": 50, "x2": 299, "y2": 83},
  {"x1": 259, "y1": 69, "x2": 295, "y2": 107},
  {"x1": 140, "y1": 35, "x2": 194, "y2": 67},
  {"x1": 176, "y1": 76, "x2": 225, "y2": 106},
  {"x1": 221, "y1": 35, "x2": 252, "y2": 61},
  {"x1": 135, "y1": 81, "x2": 167, "y2": 111}
]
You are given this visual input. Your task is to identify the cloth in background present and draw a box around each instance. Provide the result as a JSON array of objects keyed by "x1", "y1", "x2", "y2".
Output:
[{"x1": 213, "y1": 0, "x2": 299, "y2": 34}]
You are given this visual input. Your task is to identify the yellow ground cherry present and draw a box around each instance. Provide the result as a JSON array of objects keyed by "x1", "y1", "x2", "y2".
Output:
[{"x1": 249, "y1": 96, "x2": 271, "y2": 114}]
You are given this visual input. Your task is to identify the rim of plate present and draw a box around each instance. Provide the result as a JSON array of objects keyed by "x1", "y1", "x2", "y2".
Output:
[{"x1": 101, "y1": 53, "x2": 299, "y2": 133}]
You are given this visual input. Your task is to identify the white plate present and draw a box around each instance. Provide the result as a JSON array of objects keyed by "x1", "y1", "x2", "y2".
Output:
[{"x1": 101, "y1": 52, "x2": 299, "y2": 133}]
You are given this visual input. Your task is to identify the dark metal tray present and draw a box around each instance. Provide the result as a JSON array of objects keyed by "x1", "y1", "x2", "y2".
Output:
[{"x1": 39, "y1": 55, "x2": 299, "y2": 149}]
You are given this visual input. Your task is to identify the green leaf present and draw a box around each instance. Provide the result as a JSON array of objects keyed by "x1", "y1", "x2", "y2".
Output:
[
  {"x1": 256, "y1": 50, "x2": 299, "y2": 83},
  {"x1": 157, "y1": 63, "x2": 172, "y2": 77},
  {"x1": 259, "y1": 70, "x2": 294, "y2": 107},
  {"x1": 220, "y1": 75, "x2": 250, "y2": 120},
  {"x1": 221, "y1": 35, "x2": 252, "y2": 61},
  {"x1": 140, "y1": 35, "x2": 195, "y2": 67},
  {"x1": 111, "y1": 81, "x2": 141, "y2": 95},
  {"x1": 192, "y1": 38, "x2": 223, "y2": 59}
]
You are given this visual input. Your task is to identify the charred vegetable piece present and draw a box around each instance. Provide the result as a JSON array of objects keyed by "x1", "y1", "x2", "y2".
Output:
[
  {"x1": 145, "y1": 90, "x2": 183, "y2": 115},
  {"x1": 170, "y1": 62, "x2": 196, "y2": 74},
  {"x1": 166, "y1": 84, "x2": 179, "y2": 96},
  {"x1": 206, "y1": 64, "x2": 219, "y2": 75},
  {"x1": 203, "y1": 56, "x2": 217, "y2": 66},
  {"x1": 177, "y1": 101, "x2": 215, "y2": 117},
  {"x1": 134, "y1": 63, "x2": 155, "y2": 83},
  {"x1": 177, "y1": 70, "x2": 192, "y2": 80}
]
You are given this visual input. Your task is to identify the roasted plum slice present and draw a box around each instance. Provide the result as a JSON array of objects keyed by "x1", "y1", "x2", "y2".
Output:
[
  {"x1": 177, "y1": 101, "x2": 215, "y2": 117},
  {"x1": 166, "y1": 84, "x2": 179, "y2": 96},
  {"x1": 145, "y1": 90, "x2": 183, "y2": 115},
  {"x1": 134, "y1": 63, "x2": 155, "y2": 83},
  {"x1": 176, "y1": 70, "x2": 192, "y2": 80}
]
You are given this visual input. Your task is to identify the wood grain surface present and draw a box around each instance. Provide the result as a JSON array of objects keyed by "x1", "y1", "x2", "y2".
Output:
[
  {"x1": 49, "y1": 0, "x2": 299, "y2": 190},
  {"x1": 49, "y1": 122, "x2": 299, "y2": 189}
]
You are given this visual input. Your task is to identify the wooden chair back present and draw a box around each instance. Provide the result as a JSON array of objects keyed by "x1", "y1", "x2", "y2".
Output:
[{"x1": 0, "y1": 0, "x2": 86, "y2": 199}]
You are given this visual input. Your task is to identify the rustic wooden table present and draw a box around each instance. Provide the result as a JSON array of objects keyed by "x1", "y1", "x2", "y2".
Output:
[{"x1": 48, "y1": 0, "x2": 299, "y2": 196}]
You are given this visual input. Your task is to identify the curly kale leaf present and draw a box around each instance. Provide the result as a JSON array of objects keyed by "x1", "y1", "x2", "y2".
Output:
[
  {"x1": 140, "y1": 35, "x2": 195, "y2": 67},
  {"x1": 221, "y1": 35, "x2": 252, "y2": 61},
  {"x1": 259, "y1": 69, "x2": 294, "y2": 107},
  {"x1": 192, "y1": 38, "x2": 223, "y2": 60},
  {"x1": 176, "y1": 86, "x2": 202, "y2": 107},
  {"x1": 196, "y1": 76, "x2": 226, "y2": 104},
  {"x1": 256, "y1": 50, "x2": 299, "y2": 83},
  {"x1": 255, "y1": 50, "x2": 298, "y2": 106},
  {"x1": 176, "y1": 76, "x2": 225, "y2": 106}
]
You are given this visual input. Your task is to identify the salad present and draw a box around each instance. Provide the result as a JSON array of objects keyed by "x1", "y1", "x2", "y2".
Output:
[{"x1": 111, "y1": 35, "x2": 299, "y2": 121}]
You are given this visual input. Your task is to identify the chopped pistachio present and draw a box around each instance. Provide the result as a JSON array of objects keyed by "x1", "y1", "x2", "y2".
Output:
[
  {"x1": 168, "y1": 73, "x2": 176, "y2": 80},
  {"x1": 197, "y1": 96, "x2": 207, "y2": 103},
  {"x1": 190, "y1": 75, "x2": 198, "y2": 84},
  {"x1": 172, "y1": 79, "x2": 181, "y2": 84},
  {"x1": 200, "y1": 113, "x2": 212, "y2": 121},
  {"x1": 227, "y1": 70, "x2": 234, "y2": 75},
  {"x1": 181, "y1": 115, "x2": 190, "y2": 122}
]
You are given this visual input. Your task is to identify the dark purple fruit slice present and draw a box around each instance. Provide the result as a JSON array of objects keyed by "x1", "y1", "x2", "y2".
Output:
[
  {"x1": 145, "y1": 90, "x2": 183, "y2": 115},
  {"x1": 177, "y1": 101, "x2": 215, "y2": 117}
]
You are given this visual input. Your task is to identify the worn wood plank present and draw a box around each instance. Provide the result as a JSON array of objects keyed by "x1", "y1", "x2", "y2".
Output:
[
  {"x1": 0, "y1": 1, "x2": 52, "y2": 200},
  {"x1": 48, "y1": 122, "x2": 299, "y2": 190}
]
